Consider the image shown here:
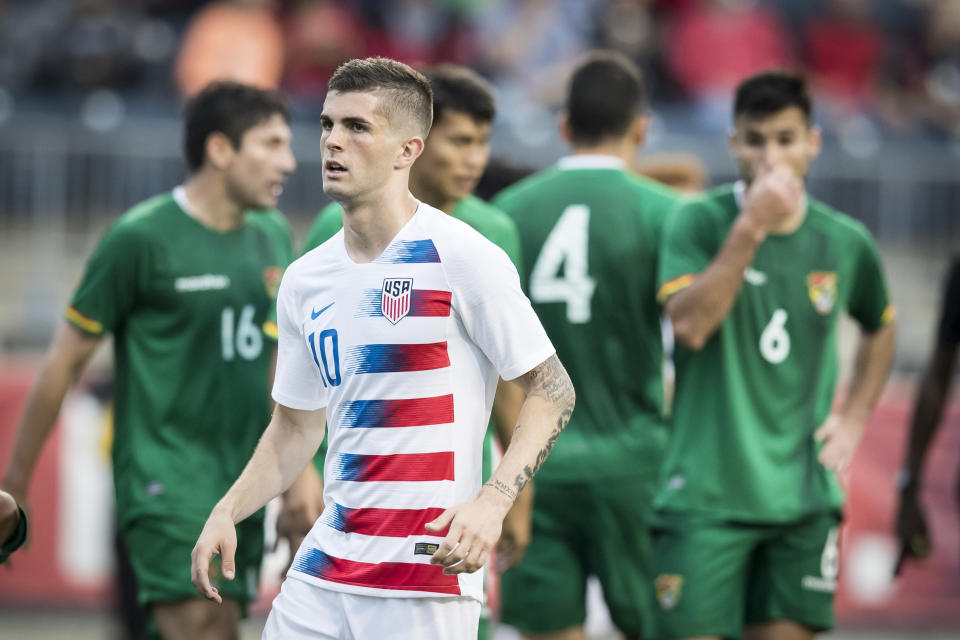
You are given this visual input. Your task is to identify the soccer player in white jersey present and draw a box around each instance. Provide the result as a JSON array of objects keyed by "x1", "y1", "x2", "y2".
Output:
[{"x1": 191, "y1": 57, "x2": 575, "y2": 639}]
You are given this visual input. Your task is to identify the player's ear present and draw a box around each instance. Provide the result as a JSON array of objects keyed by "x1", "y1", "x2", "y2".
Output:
[
  {"x1": 205, "y1": 131, "x2": 236, "y2": 171},
  {"x1": 630, "y1": 115, "x2": 650, "y2": 146},
  {"x1": 807, "y1": 125, "x2": 822, "y2": 160},
  {"x1": 396, "y1": 135, "x2": 425, "y2": 170},
  {"x1": 558, "y1": 113, "x2": 573, "y2": 144}
]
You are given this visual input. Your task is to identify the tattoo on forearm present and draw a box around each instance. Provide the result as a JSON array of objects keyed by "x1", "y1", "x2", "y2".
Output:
[
  {"x1": 510, "y1": 356, "x2": 575, "y2": 494},
  {"x1": 526, "y1": 355, "x2": 575, "y2": 404},
  {"x1": 485, "y1": 478, "x2": 518, "y2": 501}
]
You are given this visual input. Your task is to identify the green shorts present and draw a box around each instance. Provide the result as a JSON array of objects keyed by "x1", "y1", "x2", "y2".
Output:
[
  {"x1": 500, "y1": 477, "x2": 655, "y2": 636},
  {"x1": 650, "y1": 510, "x2": 842, "y2": 640},
  {"x1": 121, "y1": 513, "x2": 264, "y2": 612}
]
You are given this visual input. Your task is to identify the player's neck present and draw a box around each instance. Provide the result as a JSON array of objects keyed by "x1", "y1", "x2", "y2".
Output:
[
  {"x1": 409, "y1": 172, "x2": 456, "y2": 214},
  {"x1": 340, "y1": 189, "x2": 420, "y2": 263},
  {"x1": 570, "y1": 139, "x2": 635, "y2": 167},
  {"x1": 181, "y1": 173, "x2": 245, "y2": 232}
]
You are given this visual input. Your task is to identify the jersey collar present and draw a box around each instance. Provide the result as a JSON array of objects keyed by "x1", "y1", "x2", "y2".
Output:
[
  {"x1": 557, "y1": 155, "x2": 626, "y2": 171},
  {"x1": 733, "y1": 180, "x2": 808, "y2": 235}
]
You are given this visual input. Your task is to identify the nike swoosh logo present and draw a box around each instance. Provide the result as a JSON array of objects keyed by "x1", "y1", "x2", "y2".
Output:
[{"x1": 311, "y1": 302, "x2": 334, "y2": 320}]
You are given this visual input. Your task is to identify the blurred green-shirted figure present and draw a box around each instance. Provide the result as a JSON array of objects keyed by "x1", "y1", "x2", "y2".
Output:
[
  {"x1": 652, "y1": 71, "x2": 897, "y2": 640},
  {"x1": 3, "y1": 82, "x2": 296, "y2": 640},
  {"x1": 289, "y1": 64, "x2": 531, "y2": 640},
  {"x1": 493, "y1": 51, "x2": 679, "y2": 640}
]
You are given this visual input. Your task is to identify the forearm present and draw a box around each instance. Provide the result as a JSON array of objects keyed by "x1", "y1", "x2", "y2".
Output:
[
  {"x1": 666, "y1": 216, "x2": 764, "y2": 350},
  {"x1": 491, "y1": 378, "x2": 525, "y2": 449},
  {"x1": 903, "y1": 346, "x2": 956, "y2": 486},
  {"x1": 484, "y1": 357, "x2": 574, "y2": 507},
  {"x1": 842, "y1": 319, "x2": 898, "y2": 428},
  {"x1": 4, "y1": 349, "x2": 88, "y2": 497},
  {"x1": 214, "y1": 406, "x2": 325, "y2": 524}
]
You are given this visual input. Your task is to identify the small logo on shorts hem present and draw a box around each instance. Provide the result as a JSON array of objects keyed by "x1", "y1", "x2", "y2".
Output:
[
  {"x1": 801, "y1": 575, "x2": 836, "y2": 593},
  {"x1": 656, "y1": 574, "x2": 684, "y2": 610},
  {"x1": 414, "y1": 542, "x2": 439, "y2": 556}
]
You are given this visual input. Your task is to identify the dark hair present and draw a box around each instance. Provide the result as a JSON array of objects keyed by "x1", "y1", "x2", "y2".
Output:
[
  {"x1": 183, "y1": 81, "x2": 289, "y2": 172},
  {"x1": 329, "y1": 57, "x2": 433, "y2": 137},
  {"x1": 734, "y1": 70, "x2": 812, "y2": 124},
  {"x1": 566, "y1": 50, "x2": 646, "y2": 146},
  {"x1": 425, "y1": 64, "x2": 496, "y2": 125}
]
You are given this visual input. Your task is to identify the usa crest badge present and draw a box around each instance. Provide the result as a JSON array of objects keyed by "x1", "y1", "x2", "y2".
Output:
[
  {"x1": 806, "y1": 272, "x2": 837, "y2": 315},
  {"x1": 381, "y1": 277, "x2": 413, "y2": 324},
  {"x1": 656, "y1": 574, "x2": 683, "y2": 610}
]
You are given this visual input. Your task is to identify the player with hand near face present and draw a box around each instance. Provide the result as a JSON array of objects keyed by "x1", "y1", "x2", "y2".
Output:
[{"x1": 652, "y1": 71, "x2": 897, "y2": 640}]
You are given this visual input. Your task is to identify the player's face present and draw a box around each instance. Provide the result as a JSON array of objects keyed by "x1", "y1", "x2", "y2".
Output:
[
  {"x1": 729, "y1": 106, "x2": 821, "y2": 184},
  {"x1": 224, "y1": 113, "x2": 296, "y2": 210},
  {"x1": 319, "y1": 90, "x2": 407, "y2": 204},
  {"x1": 413, "y1": 110, "x2": 492, "y2": 206}
]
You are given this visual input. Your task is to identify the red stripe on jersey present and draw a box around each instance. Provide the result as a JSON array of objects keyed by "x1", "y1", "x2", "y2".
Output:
[
  {"x1": 410, "y1": 290, "x2": 452, "y2": 316},
  {"x1": 294, "y1": 549, "x2": 461, "y2": 595},
  {"x1": 328, "y1": 503, "x2": 450, "y2": 537},
  {"x1": 332, "y1": 451, "x2": 455, "y2": 482}
]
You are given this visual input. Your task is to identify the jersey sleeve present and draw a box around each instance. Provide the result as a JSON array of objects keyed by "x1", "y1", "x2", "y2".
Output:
[
  {"x1": 937, "y1": 257, "x2": 960, "y2": 346},
  {"x1": 301, "y1": 203, "x2": 344, "y2": 255},
  {"x1": 271, "y1": 268, "x2": 329, "y2": 410},
  {"x1": 445, "y1": 235, "x2": 554, "y2": 381},
  {"x1": 847, "y1": 227, "x2": 893, "y2": 332},
  {"x1": 67, "y1": 221, "x2": 146, "y2": 335},
  {"x1": 656, "y1": 199, "x2": 713, "y2": 303}
]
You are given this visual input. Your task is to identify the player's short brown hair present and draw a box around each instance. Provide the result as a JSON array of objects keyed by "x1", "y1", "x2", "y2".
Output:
[
  {"x1": 183, "y1": 81, "x2": 289, "y2": 172},
  {"x1": 329, "y1": 57, "x2": 433, "y2": 138},
  {"x1": 566, "y1": 50, "x2": 646, "y2": 146},
  {"x1": 425, "y1": 64, "x2": 496, "y2": 125}
]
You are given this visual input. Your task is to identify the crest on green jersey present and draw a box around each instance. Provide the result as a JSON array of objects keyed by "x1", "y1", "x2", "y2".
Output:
[
  {"x1": 806, "y1": 272, "x2": 837, "y2": 315},
  {"x1": 264, "y1": 266, "x2": 282, "y2": 298},
  {"x1": 656, "y1": 574, "x2": 683, "y2": 610}
]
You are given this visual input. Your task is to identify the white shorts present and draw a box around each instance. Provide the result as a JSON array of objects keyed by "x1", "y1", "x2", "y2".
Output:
[{"x1": 262, "y1": 576, "x2": 481, "y2": 640}]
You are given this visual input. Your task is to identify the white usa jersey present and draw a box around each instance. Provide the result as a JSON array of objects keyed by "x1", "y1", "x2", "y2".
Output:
[{"x1": 272, "y1": 202, "x2": 555, "y2": 601}]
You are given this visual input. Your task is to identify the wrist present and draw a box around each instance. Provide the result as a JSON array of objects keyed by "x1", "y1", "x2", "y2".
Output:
[
  {"x1": 734, "y1": 214, "x2": 767, "y2": 245},
  {"x1": 212, "y1": 500, "x2": 239, "y2": 524},
  {"x1": 480, "y1": 481, "x2": 516, "y2": 517}
]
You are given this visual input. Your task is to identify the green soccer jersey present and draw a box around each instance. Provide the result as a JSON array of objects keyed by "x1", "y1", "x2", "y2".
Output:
[
  {"x1": 301, "y1": 195, "x2": 523, "y2": 482},
  {"x1": 67, "y1": 190, "x2": 293, "y2": 526},
  {"x1": 493, "y1": 155, "x2": 680, "y2": 483},
  {"x1": 656, "y1": 183, "x2": 893, "y2": 522}
]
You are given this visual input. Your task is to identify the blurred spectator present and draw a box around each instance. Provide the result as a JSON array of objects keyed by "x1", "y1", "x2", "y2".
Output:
[
  {"x1": 174, "y1": 0, "x2": 283, "y2": 97},
  {"x1": 665, "y1": 0, "x2": 794, "y2": 129},
  {"x1": 804, "y1": 0, "x2": 882, "y2": 113},
  {"x1": 281, "y1": 0, "x2": 363, "y2": 101},
  {"x1": 918, "y1": 0, "x2": 960, "y2": 137},
  {"x1": 474, "y1": 0, "x2": 599, "y2": 106},
  {"x1": 37, "y1": 0, "x2": 146, "y2": 91}
]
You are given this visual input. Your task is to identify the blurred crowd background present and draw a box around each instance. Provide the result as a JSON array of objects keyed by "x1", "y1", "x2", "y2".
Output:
[
  {"x1": 0, "y1": 1, "x2": 959, "y2": 636},
  {"x1": 1, "y1": 0, "x2": 959, "y2": 363}
]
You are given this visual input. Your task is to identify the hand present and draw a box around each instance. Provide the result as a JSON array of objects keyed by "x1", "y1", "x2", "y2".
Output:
[
  {"x1": 496, "y1": 483, "x2": 533, "y2": 572},
  {"x1": 0, "y1": 490, "x2": 20, "y2": 545},
  {"x1": 190, "y1": 508, "x2": 237, "y2": 604},
  {"x1": 893, "y1": 489, "x2": 931, "y2": 575},
  {"x1": 742, "y1": 165, "x2": 803, "y2": 234},
  {"x1": 814, "y1": 413, "x2": 865, "y2": 474},
  {"x1": 425, "y1": 487, "x2": 513, "y2": 575},
  {"x1": 276, "y1": 466, "x2": 324, "y2": 576}
]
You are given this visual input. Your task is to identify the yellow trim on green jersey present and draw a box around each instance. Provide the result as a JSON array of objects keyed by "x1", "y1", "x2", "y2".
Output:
[
  {"x1": 263, "y1": 321, "x2": 279, "y2": 341},
  {"x1": 657, "y1": 274, "x2": 694, "y2": 303},
  {"x1": 881, "y1": 305, "x2": 896, "y2": 327},
  {"x1": 66, "y1": 306, "x2": 104, "y2": 335}
]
